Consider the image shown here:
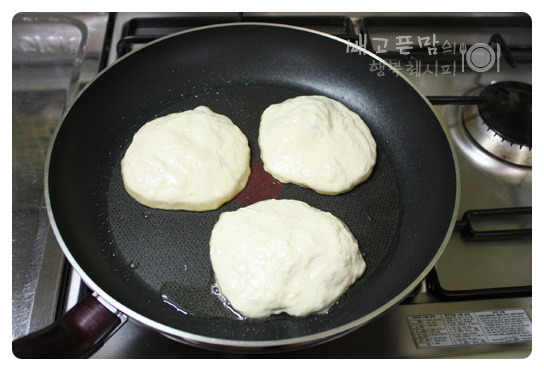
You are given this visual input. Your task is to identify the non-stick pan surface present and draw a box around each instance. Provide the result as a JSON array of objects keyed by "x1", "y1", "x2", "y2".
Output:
[{"x1": 46, "y1": 24, "x2": 458, "y2": 348}]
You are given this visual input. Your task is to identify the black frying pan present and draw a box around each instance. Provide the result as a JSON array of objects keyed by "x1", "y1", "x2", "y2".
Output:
[{"x1": 13, "y1": 23, "x2": 459, "y2": 357}]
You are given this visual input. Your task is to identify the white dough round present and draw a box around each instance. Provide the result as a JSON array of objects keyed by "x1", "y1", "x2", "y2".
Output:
[
  {"x1": 210, "y1": 199, "x2": 366, "y2": 318},
  {"x1": 259, "y1": 95, "x2": 377, "y2": 195},
  {"x1": 121, "y1": 106, "x2": 250, "y2": 211}
]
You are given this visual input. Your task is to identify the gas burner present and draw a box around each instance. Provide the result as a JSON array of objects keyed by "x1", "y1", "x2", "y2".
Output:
[{"x1": 462, "y1": 81, "x2": 532, "y2": 167}]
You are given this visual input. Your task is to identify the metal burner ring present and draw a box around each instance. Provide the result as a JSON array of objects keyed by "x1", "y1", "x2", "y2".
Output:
[{"x1": 462, "y1": 104, "x2": 532, "y2": 167}]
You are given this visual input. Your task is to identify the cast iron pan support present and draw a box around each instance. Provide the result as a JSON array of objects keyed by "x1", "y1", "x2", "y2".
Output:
[{"x1": 455, "y1": 207, "x2": 532, "y2": 241}]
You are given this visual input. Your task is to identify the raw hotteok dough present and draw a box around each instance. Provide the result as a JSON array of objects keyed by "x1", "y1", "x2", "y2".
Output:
[
  {"x1": 209, "y1": 199, "x2": 366, "y2": 318},
  {"x1": 259, "y1": 95, "x2": 377, "y2": 195},
  {"x1": 121, "y1": 106, "x2": 250, "y2": 211}
]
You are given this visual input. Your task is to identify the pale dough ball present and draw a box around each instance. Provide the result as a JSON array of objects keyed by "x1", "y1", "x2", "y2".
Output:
[
  {"x1": 210, "y1": 199, "x2": 366, "y2": 318},
  {"x1": 121, "y1": 106, "x2": 250, "y2": 211},
  {"x1": 259, "y1": 95, "x2": 377, "y2": 195}
]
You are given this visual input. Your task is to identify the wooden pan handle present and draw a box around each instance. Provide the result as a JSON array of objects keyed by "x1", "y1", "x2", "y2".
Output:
[{"x1": 12, "y1": 294, "x2": 123, "y2": 358}]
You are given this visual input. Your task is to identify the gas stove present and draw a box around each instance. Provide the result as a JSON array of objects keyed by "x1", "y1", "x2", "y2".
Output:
[{"x1": 12, "y1": 12, "x2": 532, "y2": 358}]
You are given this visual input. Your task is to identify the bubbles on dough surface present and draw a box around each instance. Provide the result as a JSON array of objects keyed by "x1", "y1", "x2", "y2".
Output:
[
  {"x1": 121, "y1": 106, "x2": 250, "y2": 211},
  {"x1": 210, "y1": 199, "x2": 366, "y2": 318},
  {"x1": 259, "y1": 95, "x2": 377, "y2": 195}
]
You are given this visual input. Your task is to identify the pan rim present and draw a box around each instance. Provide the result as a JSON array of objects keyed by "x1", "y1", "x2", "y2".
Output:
[{"x1": 44, "y1": 21, "x2": 461, "y2": 350}]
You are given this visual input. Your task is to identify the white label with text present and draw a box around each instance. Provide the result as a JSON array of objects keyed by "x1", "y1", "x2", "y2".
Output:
[{"x1": 407, "y1": 309, "x2": 531, "y2": 348}]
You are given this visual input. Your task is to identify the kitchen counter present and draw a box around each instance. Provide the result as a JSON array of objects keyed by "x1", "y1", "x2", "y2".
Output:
[{"x1": 12, "y1": 12, "x2": 110, "y2": 339}]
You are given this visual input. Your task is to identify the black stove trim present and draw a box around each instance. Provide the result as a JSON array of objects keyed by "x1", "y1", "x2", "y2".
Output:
[
  {"x1": 117, "y1": 14, "x2": 356, "y2": 57},
  {"x1": 359, "y1": 14, "x2": 531, "y2": 65},
  {"x1": 115, "y1": 13, "x2": 532, "y2": 66},
  {"x1": 455, "y1": 207, "x2": 532, "y2": 241},
  {"x1": 428, "y1": 206, "x2": 532, "y2": 301},
  {"x1": 428, "y1": 268, "x2": 532, "y2": 301}
]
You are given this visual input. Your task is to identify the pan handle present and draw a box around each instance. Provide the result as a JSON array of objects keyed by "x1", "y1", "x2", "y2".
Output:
[{"x1": 12, "y1": 293, "x2": 125, "y2": 358}]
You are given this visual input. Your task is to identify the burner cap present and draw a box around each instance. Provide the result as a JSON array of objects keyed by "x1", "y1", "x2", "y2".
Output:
[
  {"x1": 478, "y1": 81, "x2": 532, "y2": 147},
  {"x1": 462, "y1": 81, "x2": 532, "y2": 167}
]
